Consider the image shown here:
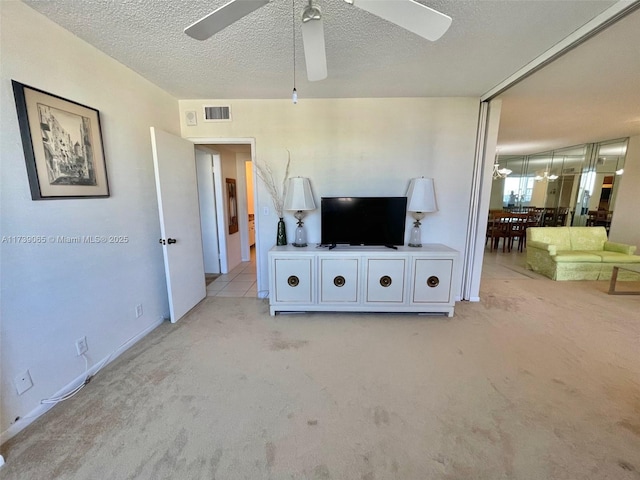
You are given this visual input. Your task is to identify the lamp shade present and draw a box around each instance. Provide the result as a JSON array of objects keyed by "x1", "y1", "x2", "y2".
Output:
[
  {"x1": 406, "y1": 177, "x2": 437, "y2": 213},
  {"x1": 284, "y1": 177, "x2": 316, "y2": 211}
]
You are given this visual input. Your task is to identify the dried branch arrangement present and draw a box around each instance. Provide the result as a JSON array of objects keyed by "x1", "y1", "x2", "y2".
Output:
[{"x1": 255, "y1": 150, "x2": 291, "y2": 218}]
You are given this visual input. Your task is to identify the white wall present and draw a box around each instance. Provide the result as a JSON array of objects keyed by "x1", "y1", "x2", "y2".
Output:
[
  {"x1": 217, "y1": 146, "x2": 243, "y2": 271},
  {"x1": 236, "y1": 152, "x2": 252, "y2": 261},
  {"x1": 180, "y1": 98, "x2": 481, "y2": 297},
  {"x1": 246, "y1": 161, "x2": 255, "y2": 216},
  {"x1": 195, "y1": 148, "x2": 220, "y2": 274},
  {"x1": 609, "y1": 134, "x2": 640, "y2": 249},
  {"x1": 0, "y1": 2, "x2": 177, "y2": 439}
]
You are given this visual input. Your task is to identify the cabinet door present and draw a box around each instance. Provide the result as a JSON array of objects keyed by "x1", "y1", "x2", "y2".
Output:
[
  {"x1": 366, "y1": 258, "x2": 406, "y2": 303},
  {"x1": 412, "y1": 259, "x2": 453, "y2": 303},
  {"x1": 273, "y1": 258, "x2": 312, "y2": 303},
  {"x1": 320, "y1": 258, "x2": 359, "y2": 303}
]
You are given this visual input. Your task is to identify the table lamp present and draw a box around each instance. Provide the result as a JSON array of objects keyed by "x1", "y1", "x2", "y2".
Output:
[
  {"x1": 284, "y1": 177, "x2": 316, "y2": 247},
  {"x1": 406, "y1": 177, "x2": 437, "y2": 247}
]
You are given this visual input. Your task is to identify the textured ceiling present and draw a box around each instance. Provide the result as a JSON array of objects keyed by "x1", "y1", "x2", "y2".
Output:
[
  {"x1": 24, "y1": 0, "x2": 619, "y2": 99},
  {"x1": 22, "y1": 0, "x2": 640, "y2": 155},
  {"x1": 497, "y1": 6, "x2": 640, "y2": 155}
]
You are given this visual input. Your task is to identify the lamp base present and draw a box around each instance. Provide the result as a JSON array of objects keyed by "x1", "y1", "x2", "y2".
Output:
[
  {"x1": 292, "y1": 222, "x2": 307, "y2": 247},
  {"x1": 408, "y1": 221, "x2": 422, "y2": 247}
]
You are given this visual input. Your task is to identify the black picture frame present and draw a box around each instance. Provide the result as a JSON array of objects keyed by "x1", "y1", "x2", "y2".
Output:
[{"x1": 12, "y1": 80, "x2": 110, "y2": 200}]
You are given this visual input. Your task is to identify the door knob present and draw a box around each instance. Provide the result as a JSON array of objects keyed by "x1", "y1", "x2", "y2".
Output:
[{"x1": 167, "y1": 238, "x2": 177, "y2": 244}]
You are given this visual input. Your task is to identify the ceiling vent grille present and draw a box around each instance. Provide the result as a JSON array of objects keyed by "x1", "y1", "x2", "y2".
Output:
[{"x1": 203, "y1": 105, "x2": 231, "y2": 122}]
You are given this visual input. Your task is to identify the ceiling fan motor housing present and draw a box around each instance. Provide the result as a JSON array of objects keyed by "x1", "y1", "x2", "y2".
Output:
[{"x1": 302, "y1": 3, "x2": 322, "y2": 23}]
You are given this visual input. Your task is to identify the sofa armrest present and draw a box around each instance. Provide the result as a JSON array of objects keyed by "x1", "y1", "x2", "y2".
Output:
[
  {"x1": 604, "y1": 241, "x2": 637, "y2": 255},
  {"x1": 528, "y1": 240, "x2": 556, "y2": 256}
]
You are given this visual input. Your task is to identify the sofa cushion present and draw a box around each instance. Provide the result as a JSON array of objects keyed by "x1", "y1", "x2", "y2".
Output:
[
  {"x1": 592, "y1": 251, "x2": 640, "y2": 263},
  {"x1": 605, "y1": 241, "x2": 637, "y2": 255},
  {"x1": 569, "y1": 226, "x2": 607, "y2": 251},
  {"x1": 552, "y1": 251, "x2": 603, "y2": 263},
  {"x1": 528, "y1": 227, "x2": 571, "y2": 250}
]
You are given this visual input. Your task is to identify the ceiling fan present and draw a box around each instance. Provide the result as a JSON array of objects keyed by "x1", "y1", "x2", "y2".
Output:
[{"x1": 184, "y1": 0, "x2": 452, "y2": 82}]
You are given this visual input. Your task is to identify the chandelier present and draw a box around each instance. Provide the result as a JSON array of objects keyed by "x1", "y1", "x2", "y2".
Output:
[
  {"x1": 534, "y1": 171, "x2": 559, "y2": 182},
  {"x1": 492, "y1": 162, "x2": 512, "y2": 180}
]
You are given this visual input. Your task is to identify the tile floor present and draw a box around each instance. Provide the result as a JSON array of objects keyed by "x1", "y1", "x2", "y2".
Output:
[{"x1": 206, "y1": 249, "x2": 257, "y2": 298}]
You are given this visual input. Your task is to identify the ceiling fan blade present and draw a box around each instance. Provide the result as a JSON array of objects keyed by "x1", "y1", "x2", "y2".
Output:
[
  {"x1": 185, "y1": 0, "x2": 270, "y2": 40},
  {"x1": 301, "y1": 17, "x2": 328, "y2": 82},
  {"x1": 350, "y1": 0, "x2": 452, "y2": 41}
]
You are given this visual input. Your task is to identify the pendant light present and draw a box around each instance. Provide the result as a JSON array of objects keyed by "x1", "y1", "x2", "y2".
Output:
[
  {"x1": 492, "y1": 152, "x2": 512, "y2": 180},
  {"x1": 292, "y1": 0, "x2": 298, "y2": 104}
]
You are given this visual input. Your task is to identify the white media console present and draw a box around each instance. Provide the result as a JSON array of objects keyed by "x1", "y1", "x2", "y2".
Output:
[{"x1": 268, "y1": 244, "x2": 459, "y2": 316}]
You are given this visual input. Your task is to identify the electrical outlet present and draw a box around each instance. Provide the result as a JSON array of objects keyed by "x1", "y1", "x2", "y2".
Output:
[
  {"x1": 14, "y1": 370, "x2": 33, "y2": 395},
  {"x1": 263, "y1": 206, "x2": 269, "y2": 216},
  {"x1": 135, "y1": 304, "x2": 143, "y2": 318},
  {"x1": 75, "y1": 336, "x2": 88, "y2": 356}
]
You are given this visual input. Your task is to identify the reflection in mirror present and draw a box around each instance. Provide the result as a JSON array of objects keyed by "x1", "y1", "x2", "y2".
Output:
[{"x1": 490, "y1": 138, "x2": 628, "y2": 234}]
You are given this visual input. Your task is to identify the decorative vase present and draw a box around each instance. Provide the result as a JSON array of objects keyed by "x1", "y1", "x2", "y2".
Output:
[{"x1": 276, "y1": 217, "x2": 287, "y2": 246}]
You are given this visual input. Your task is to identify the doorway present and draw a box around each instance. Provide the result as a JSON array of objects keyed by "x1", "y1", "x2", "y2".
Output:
[{"x1": 194, "y1": 142, "x2": 259, "y2": 298}]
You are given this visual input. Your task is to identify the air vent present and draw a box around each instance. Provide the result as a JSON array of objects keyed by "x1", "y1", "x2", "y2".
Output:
[{"x1": 203, "y1": 105, "x2": 231, "y2": 122}]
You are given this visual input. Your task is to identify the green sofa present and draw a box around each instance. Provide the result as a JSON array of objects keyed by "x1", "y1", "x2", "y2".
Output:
[{"x1": 526, "y1": 226, "x2": 640, "y2": 281}]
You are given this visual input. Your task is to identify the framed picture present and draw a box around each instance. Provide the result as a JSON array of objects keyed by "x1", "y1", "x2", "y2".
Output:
[
  {"x1": 226, "y1": 178, "x2": 238, "y2": 234},
  {"x1": 12, "y1": 80, "x2": 109, "y2": 200}
]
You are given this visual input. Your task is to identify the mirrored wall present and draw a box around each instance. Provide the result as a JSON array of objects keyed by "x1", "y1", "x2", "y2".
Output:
[{"x1": 490, "y1": 138, "x2": 628, "y2": 232}]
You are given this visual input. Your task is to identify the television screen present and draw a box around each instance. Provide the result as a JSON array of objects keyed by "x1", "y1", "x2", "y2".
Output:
[{"x1": 321, "y1": 197, "x2": 408, "y2": 246}]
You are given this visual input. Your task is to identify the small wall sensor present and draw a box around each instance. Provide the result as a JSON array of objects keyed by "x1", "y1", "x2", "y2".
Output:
[{"x1": 185, "y1": 110, "x2": 197, "y2": 126}]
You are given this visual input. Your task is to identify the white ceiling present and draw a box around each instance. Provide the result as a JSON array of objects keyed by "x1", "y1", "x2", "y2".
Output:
[
  {"x1": 497, "y1": 5, "x2": 640, "y2": 155},
  {"x1": 23, "y1": 0, "x2": 640, "y2": 155}
]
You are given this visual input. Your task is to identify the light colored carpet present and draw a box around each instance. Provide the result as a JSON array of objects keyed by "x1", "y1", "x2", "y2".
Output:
[{"x1": 1, "y1": 259, "x2": 639, "y2": 479}]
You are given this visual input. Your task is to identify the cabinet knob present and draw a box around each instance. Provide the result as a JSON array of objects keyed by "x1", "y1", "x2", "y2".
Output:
[
  {"x1": 379, "y1": 275, "x2": 392, "y2": 287},
  {"x1": 427, "y1": 276, "x2": 440, "y2": 288},
  {"x1": 287, "y1": 275, "x2": 299, "y2": 287},
  {"x1": 333, "y1": 275, "x2": 346, "y2": 287}
]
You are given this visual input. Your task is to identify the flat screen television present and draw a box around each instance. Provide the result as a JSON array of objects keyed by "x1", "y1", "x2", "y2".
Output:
[{"x1": 321, "y1": 197, "x2": 407, "y2": 247}]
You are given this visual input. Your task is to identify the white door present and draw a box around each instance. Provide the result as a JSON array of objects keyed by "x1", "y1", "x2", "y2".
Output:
[
  {"x1": 195, "y1": 148, "x2": 221, "y2": 274},
  {"x1": 150, "y1": 127, "x2": 206, "y2": 323}
]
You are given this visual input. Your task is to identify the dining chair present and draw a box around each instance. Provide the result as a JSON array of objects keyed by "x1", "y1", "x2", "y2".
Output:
[
  {"x1": 507, "y1": 213, "x2": 528, "y2": 252},
  {"x1": 486, "y1": 212, "x2": 511, "y2": 252}
]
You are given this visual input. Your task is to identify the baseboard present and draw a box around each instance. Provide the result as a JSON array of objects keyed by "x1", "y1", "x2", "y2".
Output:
[
  {"x1": 0, "y1": 317, "x2": 165, "y2": 447},
  {"x1": 469, "y1": 296, "x2": 481, "y2": 302}
]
